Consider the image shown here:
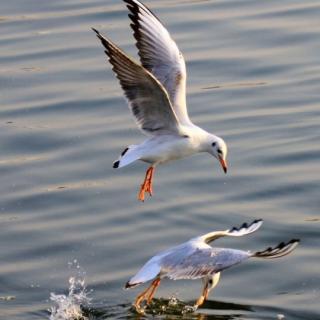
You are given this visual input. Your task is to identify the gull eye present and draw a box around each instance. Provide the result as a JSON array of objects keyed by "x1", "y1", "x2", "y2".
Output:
[
  {"x1": 209, "y1": 279, "x2": 213, "y2": 284},
  {"x1": 212, "y1": 142, "x2": 216, "y2": 147}
]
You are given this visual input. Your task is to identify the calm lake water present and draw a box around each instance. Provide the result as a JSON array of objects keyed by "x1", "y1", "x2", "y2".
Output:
[{"x1": 1, "y1": 0, "x2": 319, "y2": 319}]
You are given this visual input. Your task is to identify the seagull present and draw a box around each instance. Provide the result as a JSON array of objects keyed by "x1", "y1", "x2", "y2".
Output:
[
  {"x1": 92, "y1": 0, "x2": 228, "y2": 201},
  {"x1": 124, "y1": 219, "x2": 299, "y2": 314}
]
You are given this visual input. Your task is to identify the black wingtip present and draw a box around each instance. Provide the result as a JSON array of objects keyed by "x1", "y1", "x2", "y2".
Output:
[
  {"x1": 92, "y1": 27, "x2": 107, "y2": 43},
  {"x1": 91, "y1": 28, "x2": 113, "y2": 56},
  {"x1": 254, "y1": 238, "x2": 300, "y2": 259},
  {"x1": 123, "y1": 0, "x2": 134, "y2": 5},
  {"x1": 123, "y1": 0, "x2": 162, "y2": 24},
  {"x1": 274, "y1": 239, "x2": 300, "y2": 250},
  {"x1": 113, "y1": 160, "x2": 120, "y2": 168},
  {"x1": 247, "y1": 218, "x2": 263, "y2": 228},
  {"x1": 123, "y1": 0, "x2": 140, "y2": 8},
  {"x1": 91, "y1": 27, "x2": 99, "y2": 35},
  {"x1": 92, "y1": 27, "x2": 103, "y2": 41},
  {"x1": 230, "y1": 219, "x2": 263, "y2": 233},
  {"x1": 123, "y1": 0, "x2": 138, "y2": 13}
]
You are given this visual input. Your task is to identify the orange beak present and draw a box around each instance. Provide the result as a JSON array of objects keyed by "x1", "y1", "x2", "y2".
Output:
[{"x1": 219, "y1": 156, "x2": 228, "y2": 174}]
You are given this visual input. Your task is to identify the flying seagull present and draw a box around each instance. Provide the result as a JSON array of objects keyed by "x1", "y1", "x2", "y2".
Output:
[
  {"x1": 92, "y1": 0, "x2": 228, "y2": 201},
  {"x1": 124, "y1": 219, "x2": 299, "y2": 314}
]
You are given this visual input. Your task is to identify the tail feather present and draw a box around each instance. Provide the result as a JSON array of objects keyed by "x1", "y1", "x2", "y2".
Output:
[
  {"x1": 253, "y1": 239, "x2": 299, "y2": 259},
  {"x1": 124, "y1": 280, "x2": 141, "y2": 289},
  {"x1": 113, "y1": 145, "x2": 140, "y2": 168}
]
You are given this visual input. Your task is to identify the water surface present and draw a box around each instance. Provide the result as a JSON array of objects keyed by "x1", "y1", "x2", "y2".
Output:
[{"x1": 0, "y1": 0, "x2": 319, "y2": 319}]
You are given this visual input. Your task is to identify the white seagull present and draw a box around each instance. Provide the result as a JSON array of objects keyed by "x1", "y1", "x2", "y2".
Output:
[
  {"x1": 93, "y1": 0, "x2": 228, "y2": 201},
  {"x1": 124, "y1": 219, "x2": 299, "y2": 314}
]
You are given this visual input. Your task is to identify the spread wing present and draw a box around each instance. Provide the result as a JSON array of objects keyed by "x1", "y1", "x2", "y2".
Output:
[
  {"x1": 124, "y1": 0, "x2": 191, "y2": 125},
  {"x1": 93, "y1": 28, "x2": 181, "y2": 136},
  {"x1": 197, "y1": 219, "x2": 263, "y2": 244},
  {"x1": 162, "y1": 247, "x2": 250, "y2": 280}
]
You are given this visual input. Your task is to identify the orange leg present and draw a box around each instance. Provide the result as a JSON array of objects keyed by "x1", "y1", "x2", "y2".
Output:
[
  {"x1": 134, "y1": 286, "x2": 152, "y2": 314},
  {"x1": 146, "y1": 278, "x2": 161, "y2": 304},
  {"x1": 134, "y1": 278, "x2": 161, "y2": 314},
  {"x1": 194, "y1": 283, "x2": 209, "y2": 309},
  {"x1": 138, "y1": 166, "x2": 155, "y2": 202},
  {"x1": 194, "y1": 274, "x2": 220, "y2": 309}
]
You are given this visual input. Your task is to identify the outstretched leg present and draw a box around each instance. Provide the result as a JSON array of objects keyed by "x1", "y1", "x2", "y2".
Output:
[
  {"x1": 146, "y1": 278, "x2": 161, "y2": 304},
  {"x1": 138, "y1": 166, "x2": 155, "y2": 202},
  {"x1": 194, "y1": 283, "x2": 209, "y2": 309},
  {"x1": 194, "y1": 273, "x2": 221, "y2": 309},
  {"x1": 134, "y1": 278, "x2": 161, "y2": 314}
]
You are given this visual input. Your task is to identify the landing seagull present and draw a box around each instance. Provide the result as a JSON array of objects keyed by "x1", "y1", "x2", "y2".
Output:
[
  {"x1": 93, "y1": 0, "x2": 228, "y2": 201},
  {"x1": 124, "y1": 219, "x2": 299, "y2": 314}
]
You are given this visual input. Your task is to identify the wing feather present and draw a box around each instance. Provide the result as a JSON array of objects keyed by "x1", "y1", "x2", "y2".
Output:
[
  {"x1": 197, "y1": 219, "x2": 263, "y2": 244},
  {"x1": 92, "y1": 28, "x2": 181, "y2": 136},
  {"x1": 162, "y1": 248, "x2": 250, "y2": 280},
  {"x1": 124, "y1": 0, "x2": 191, "y2": 125}
]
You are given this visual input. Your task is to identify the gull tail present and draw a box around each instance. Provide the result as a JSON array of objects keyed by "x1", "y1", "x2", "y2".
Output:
[
  {"x1": 124, "y1": 280, "x2": 140, "y2": 289},
  {"x1": 113, "y1": 145, "x2": 140, "y2": 168},
  {"x1": 252, "y1": 239, "x2": 299, "y2": 259}
]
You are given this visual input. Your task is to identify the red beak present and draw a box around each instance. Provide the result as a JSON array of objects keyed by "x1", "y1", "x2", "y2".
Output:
[{"x1": 219, "y1": 156, "x2": 228, "y2": 174}]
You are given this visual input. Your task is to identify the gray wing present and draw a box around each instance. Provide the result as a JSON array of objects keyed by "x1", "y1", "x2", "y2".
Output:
[
  {"x1": 124, "y1": 0, "x2": 191, "y2": 125},
  {"x1": 93, "y1": 28, "x2": 181, "y2": 136},
  {"x1": 162, "y1": 247, "x2": 250, "y2": 280}
]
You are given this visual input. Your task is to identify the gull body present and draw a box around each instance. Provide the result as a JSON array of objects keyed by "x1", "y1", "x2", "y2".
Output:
[
  {"x1": 125, "y1": 219, "x2": 299, "y2": 314},
  {"x1": 93, "y1": 0, "x2": 228, "y2": 201},
  {"x1": 131, "y1": 126, "x2": 222, "y2": 165}
]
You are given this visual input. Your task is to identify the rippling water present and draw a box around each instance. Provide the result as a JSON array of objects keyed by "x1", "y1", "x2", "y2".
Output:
[{"x1": 1, "y1": 0, "x2": 319, "y2": 319}]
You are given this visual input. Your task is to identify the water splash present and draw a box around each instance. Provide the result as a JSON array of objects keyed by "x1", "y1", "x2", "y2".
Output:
[
  {"x1": 49, "y1": 261, "x2": 91, "y2": 320},
  {"x1": 145, "y1": 296, "x2": 196, "y2": 316}
]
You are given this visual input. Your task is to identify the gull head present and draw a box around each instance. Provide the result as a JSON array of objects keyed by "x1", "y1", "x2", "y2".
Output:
[
  {"x1": 202, "y1": 273, "x2": 221, "y2": 300},
  {"x1": 207, "y1": 136, "x2": 228, "y2": 174},
  {"x1": 207, "y1": 273, "x2": 220, "y2": 291}
]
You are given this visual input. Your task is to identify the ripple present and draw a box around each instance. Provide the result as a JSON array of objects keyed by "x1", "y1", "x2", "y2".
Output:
[{"x1": 1, "y1": 0, "x2": 319, "y2": 319}]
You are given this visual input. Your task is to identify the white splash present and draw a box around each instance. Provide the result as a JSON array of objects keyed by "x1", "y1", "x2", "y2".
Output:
[
  {"x1": 49, "y1": 261, "x2": 91, "y2": 320},
  {"x1": 182, "y1": 304, "x2": 197, "y2": 314},
  {"x1": 167, "y1": 296, "x2": 178, "y2": 306}
]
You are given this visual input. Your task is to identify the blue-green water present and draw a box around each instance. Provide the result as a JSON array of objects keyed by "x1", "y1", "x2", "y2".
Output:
[{"x1": 0, "y1": 0, "x2": 319, "y2": 319}]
